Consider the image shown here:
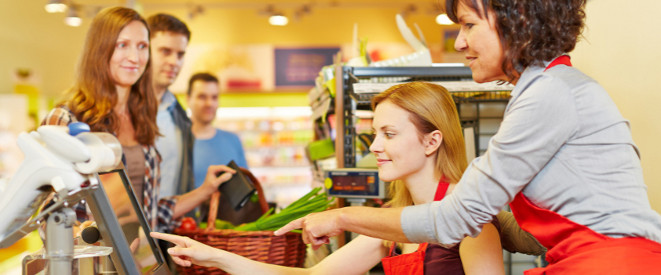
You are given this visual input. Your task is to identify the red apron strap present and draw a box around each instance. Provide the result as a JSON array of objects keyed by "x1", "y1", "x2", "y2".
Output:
[
  {"x1": 387, "y1": 241, "x2": 397, "y2": 257},
  {"x1": 433, "y1": 177, "x2": 450, "y2": 201},
  {"x1": 544, "y1": 55, "x2": 572, "y2": 72}
]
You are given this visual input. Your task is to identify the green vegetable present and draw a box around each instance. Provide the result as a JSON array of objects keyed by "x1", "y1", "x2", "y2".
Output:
[
  {"x1": 233, "y1": 187, "x2": 334, "y2": 231},
  {"x1": 215, "y1": 219, "x2": 236, "y2": 230}
]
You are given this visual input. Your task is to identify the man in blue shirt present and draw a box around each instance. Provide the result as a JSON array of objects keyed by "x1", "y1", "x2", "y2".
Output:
[{"x1": 187, "y1": 73, "x2": 248, "y2": 189}]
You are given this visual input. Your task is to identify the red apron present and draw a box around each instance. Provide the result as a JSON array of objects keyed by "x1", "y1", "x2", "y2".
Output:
[
  {"x1": 510, "y1": 55, "x2": 661, "y2": 274},
  {"x1": 381, "y1": 179, "x2": 450, "y2": 275}
]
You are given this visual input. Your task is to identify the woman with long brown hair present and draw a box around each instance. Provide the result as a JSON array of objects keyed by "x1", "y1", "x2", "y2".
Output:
[{"x1": 42, "y1": 6, "x2": 233, "y2": 233}]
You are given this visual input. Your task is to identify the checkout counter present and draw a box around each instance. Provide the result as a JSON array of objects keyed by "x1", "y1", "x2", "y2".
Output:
[{"x1": 0, "y1": 124, "x2": 171, "y2": 275}]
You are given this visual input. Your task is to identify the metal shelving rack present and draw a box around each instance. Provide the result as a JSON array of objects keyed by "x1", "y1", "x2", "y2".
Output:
[{"x1": 334, "y1": 65, "x2": 512, "y2": 169}]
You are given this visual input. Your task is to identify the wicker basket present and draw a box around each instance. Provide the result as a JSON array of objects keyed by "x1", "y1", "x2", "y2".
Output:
[
  {"x1": 174, "y1": 229, "x2": 307, "y2": 274},
  {"x1": 173, "y1": 168, "x2": 307, "y2": 274}
]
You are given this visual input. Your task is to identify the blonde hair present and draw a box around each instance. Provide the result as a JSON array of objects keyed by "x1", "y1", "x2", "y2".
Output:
[{"x1": 372, "y1": 82, "x2": 468, "y2": 209}]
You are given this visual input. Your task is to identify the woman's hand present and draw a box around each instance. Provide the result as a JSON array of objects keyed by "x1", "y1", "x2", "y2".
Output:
[
  {"x1": 275, "y1": 208, "x2": 345, "y2": 250},
  {"x1": 275, "y1": 206, "x2": 409, "y2": 246},
  {"x1": 200, "y1": 165, "x2": 235, "y2": 193},
  {"x1": 150, "y1": 232, "x2": 220, "y2": 267}
]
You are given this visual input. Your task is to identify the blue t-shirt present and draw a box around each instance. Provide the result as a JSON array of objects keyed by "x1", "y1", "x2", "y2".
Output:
[{"x1": 193, "y1": 129, "x2": 248, "y2": 188}]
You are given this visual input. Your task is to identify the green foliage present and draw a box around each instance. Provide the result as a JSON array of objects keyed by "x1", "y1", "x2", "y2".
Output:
[{"x1": 224, "y1": 187, "x2": 334, "y2": 231}]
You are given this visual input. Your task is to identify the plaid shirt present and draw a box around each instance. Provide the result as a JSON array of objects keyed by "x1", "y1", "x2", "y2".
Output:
[{"x1": 42, "y1": 107, "x2": 178, "y2": 232}]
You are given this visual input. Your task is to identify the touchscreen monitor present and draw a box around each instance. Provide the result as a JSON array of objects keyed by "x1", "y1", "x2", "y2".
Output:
[{"x1": 89, "y1": 169, "x2": 170, "y2": 275}]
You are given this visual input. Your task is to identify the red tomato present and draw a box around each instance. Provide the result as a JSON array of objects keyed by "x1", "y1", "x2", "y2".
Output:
[{"x1": 178, "y1": 217, "x2": 197, "y2": 231}]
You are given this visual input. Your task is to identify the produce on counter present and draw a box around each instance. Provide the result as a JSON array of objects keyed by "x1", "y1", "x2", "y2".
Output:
[
  {"x1": 199, "y1": 219, "x2": 235, "y2": 230},
  {"x1": 200, "y1": 187, "x2": 334, "y2": 231},
  {"x1": 177, "y1": 217, "x2": 197, "y2": 231}
]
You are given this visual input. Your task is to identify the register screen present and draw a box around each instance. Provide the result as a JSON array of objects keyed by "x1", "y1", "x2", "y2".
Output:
[
  {"x1": 326, "y1": 170, "x2": 382, "y2": 198},
  {"x1": 98, "y1": 169, "x2": 164, "y2": 274}
]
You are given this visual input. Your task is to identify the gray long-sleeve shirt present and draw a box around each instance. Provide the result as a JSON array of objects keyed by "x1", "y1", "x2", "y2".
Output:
[{"x1": 402, "y1": 60, "x2": 661, "y2": 245}]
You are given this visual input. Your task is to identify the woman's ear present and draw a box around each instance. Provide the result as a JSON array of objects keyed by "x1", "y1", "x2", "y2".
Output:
[{"x1": 424, "y1": 130, "x2": 443, "y2": 156}]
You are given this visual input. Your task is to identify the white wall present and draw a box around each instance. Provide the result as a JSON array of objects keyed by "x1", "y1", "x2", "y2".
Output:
[{"x1": 573, "y1": 0, "x2": 661, "y2": 212}]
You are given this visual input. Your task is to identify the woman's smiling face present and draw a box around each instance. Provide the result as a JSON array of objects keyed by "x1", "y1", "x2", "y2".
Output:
[
  {"x1": 109, "y1": 20, "x2": 150, "y2": 89},
  {"x1": 369, "y1": 100, "x2": 428, "y2": 182},
  {"x1": 453, "y1": 0, "x2": 508, "y2": 83}
]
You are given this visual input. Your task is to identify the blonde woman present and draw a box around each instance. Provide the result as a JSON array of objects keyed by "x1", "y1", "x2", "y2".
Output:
[{"x1": 152, "y1": 82, "x2": 504, "y2": 275}]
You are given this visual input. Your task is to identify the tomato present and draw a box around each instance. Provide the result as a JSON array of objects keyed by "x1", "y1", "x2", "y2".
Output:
[{"x1": 178, "y1": 217, "x2": 197, "y2": 231}]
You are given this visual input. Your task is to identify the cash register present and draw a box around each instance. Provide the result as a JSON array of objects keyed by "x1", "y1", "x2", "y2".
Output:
[{"x1": 0, "y1": 124, "x2": 171, "y2": 275}]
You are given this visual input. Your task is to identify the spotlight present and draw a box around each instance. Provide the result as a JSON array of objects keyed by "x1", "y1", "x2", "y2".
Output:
[
  {"x1": 269, "y1": 14, "x2": 288, "y2": 26},
  {"x1": 65, "y1": 7, "x2": 82, "y2": 27},
  {"x1": 435, "y1": 14, "x2": 453, "y2": 25},
  {"x1": 45, "y1": 0, "x2": 67, "y2": 13}
]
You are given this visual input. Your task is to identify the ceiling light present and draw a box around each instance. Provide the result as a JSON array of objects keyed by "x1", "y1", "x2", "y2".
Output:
[
  {"x1": 435, "y1": 13, "x2": 453, "y2": 25},
  {"x1": 45, "y1": 0, "x2": 67, "y2": 13},
  {"x1": 269, "y1": 14, "x2": 288, "y2": 26},
  {"x1": 65, "y1": 7, "x2": 82, "y2": 27}
]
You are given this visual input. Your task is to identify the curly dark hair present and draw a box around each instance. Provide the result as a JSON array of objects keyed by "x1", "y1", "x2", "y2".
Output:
[{"x1": 446, "y1": 0, "x2": 586, "y2": 81}]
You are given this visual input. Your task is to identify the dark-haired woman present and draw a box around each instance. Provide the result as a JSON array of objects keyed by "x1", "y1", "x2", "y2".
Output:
[
  {"x1": 42, "y1": 6, "x2": 233, "y2": 233},
  {"x1": 276, "y1": 0, "x2": 661, "y2": 274}
]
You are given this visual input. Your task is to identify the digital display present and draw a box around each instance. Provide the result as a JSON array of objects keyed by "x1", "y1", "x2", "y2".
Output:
[
  {"x1": 97, "y1": 169, "x2": 167, "y2": 274},
  {"x1": 325, "y1": 169, "x2": 386, "y2": 199}
]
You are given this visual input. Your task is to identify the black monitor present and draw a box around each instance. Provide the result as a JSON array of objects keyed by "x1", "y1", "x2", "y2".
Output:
[{"x1": 87, "y1": 169, "x2": 170, "y2": 275}]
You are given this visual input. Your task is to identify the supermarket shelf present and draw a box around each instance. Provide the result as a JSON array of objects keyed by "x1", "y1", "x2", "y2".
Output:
[
  {"x1": 249, "y1": 164, "x2": 311, "y2": 169},
  {"x1": 245, "y1": 144, "x2": 310, "y2": 150},
  {"x1": 347, "y1": 66, "x2": 473, "y2": 79},
  {"x1": 350, "y1": 81, "x2": 512, "y2": 108},
  {"x1": 333, "y1": 65, "x2": 512, "y2": 168}
]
